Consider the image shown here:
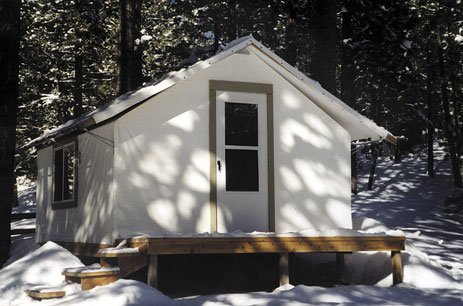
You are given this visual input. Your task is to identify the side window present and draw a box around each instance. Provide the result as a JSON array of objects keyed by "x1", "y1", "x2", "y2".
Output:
[{"x1": 52, "y1": 141, "x2": 77, "y2": 209}]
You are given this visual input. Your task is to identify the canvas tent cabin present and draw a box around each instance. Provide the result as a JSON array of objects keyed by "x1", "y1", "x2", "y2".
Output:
[{"x1": 27, "y1": 36, "x2": 395, "y2": 246}]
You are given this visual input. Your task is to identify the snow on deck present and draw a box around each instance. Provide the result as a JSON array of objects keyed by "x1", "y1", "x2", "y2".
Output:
[
  {"x1": 63, "y1": 263, "x2": 120, "y2": 274},
  {"x1": 97, "y1": 247, "x2": 140, "y2": 255},
  {"x1": 126, "y1": 228, "x2": 404, "y2": 240}
]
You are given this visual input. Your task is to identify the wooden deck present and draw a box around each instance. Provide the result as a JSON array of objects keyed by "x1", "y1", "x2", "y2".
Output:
[{"x1": 123, "y1": 235, "x2": 405, "y2": 288}]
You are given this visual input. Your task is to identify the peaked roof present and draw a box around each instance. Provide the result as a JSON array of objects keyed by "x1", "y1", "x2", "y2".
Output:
[{"x1": 23, "y1": 36, "x2": 395, "y2": 150}]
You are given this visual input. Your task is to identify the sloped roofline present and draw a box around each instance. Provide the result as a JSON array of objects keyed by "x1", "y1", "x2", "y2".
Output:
[{"x1": 22, "y1": 35, "x2": 395, "y2": 151}]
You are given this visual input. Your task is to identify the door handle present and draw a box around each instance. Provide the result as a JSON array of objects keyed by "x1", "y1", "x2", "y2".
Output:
[{"x1": 217, "y1": 160, "x2": 222, "y2": 172}]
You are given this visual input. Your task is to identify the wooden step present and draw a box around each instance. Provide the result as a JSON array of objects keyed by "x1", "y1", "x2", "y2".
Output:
[
  {"x1": 26, "y1": 289, "x2": 65, "y2": 300},
  {"x1": 61, "y1": 242, "x2": 149, "y2": 291},
  {"x1": 62, "y1": 264, "x2": 121, "y2": 290},
  {"x1": 25, "y1": 284, "x2": 76, "y2": 300},
  {"x1": 96, "y1": 242, "x2": 147, "y2": 258},
  {"x1": 97, "y1": 242, "x2": 149, "y2": 281}
]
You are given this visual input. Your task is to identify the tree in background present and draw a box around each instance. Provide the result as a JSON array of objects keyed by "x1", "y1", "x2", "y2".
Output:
[
  {"x1": 117, "y1": 0, "x2": 143, "y2": 95},
  {"x1": 0, "y1": 0, "x2": 21, "y2": 266},
  {"x1": 16, "y1": 0, "x2": 118, "y2": 175},
  {"x1": 308, "y1": 0, "x2": 336, "y2": 93},
  {"x1": 340, "y1": 1, "x2": 358, "y2": 193}
]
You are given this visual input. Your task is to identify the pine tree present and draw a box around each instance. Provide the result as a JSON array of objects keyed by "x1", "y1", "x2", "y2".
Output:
[
  {"x1": 117, "y1": 0, "x2": 143, "y2": 95},
  {"x1": 0, "y1": 0, "x2": 21, "y2": 266}
]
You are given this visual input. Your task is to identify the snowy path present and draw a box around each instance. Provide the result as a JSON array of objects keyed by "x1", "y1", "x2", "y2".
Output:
[{"x1": 353, "y1": 146, "x2": 463, "y2": 284}]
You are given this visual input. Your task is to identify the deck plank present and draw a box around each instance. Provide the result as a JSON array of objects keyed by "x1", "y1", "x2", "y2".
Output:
[{"x1": 126, "y1": 236, "x2": 405, "y2": 255}]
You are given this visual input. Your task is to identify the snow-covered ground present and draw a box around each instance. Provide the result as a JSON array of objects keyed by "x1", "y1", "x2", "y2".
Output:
[
  {"x1": 1, "y1": 145, "x2": 462, "y2": 305},
  {"x1": 11, "y1": 176, "x2": 37, "y2": 232}
]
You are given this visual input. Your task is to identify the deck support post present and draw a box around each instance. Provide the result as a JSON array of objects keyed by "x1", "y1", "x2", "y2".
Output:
[
  {"x1": 147, "y1": 255, "x2": 158, "y2": 288},
  {"x1": 336, "y1": 253, "x2": 345, "y2": 279},
  {"x1": 278, "y1": 252, "x2": 289, "y2": 286},
  {"x1": 391, "y1": 251, "x2": 403, "y2": 284}
]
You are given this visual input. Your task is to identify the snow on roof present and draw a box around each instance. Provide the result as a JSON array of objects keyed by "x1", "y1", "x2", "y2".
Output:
[{"x1": 22, "y1": 35, "x2": 395, "y2": 151}]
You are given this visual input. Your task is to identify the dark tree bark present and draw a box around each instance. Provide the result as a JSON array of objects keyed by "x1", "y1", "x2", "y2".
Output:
[
  {"x1": 437, "y1": 29, "x2": 462, "y2": 188},
  {"x1": 284, "y1": 0, "x2": 298, "y2": 66},
  {"x1": 117, "y1": 0, "x2": 143, "y2": 96},
  {"x1": 447, "y1": 24, "x2": 461, "y2": 156},
  {"x1": 368, "y1": 143, "x2": 379, "y2": 190},
  {"x1": 394, "y1": 138, "x2": 401, "y2": 163},
  {"x1": 340, "y1": 7, "x2": 357, "y2": 193},
  {"x1": 426, "y1": 42, "x2": 435, "y2": 177},
  {"x1": 73, "y1": 0, "x2": 85, "y2": 118},
  {"x1": 214, "y1": 22, "x2": 220, "y2": 53},
  {"x1": 0, "y1": 0, "x2": 21, "y2": 266},
  {"x1": 309, "y1": 0, "x2": 336, "y2": 93},
  {"x1": 227, "y1": 0, "x2": 236, "y2": 41},
  {"x1": 74, "y1": 41, "x2": 83, "y2": 118},
  {"x1": 351, "y1": 144, "x2": 358, "y2": 194}
]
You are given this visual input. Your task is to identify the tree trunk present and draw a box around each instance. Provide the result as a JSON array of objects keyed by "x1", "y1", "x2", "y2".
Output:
[
  {"x1": 214, "y1": 22, "x2": 220, "y2": 53},
  {"x1": 368, "y1": 143, "x2": 379, "y2": 190},
  {"x1": 437, "y1": 29, "x2": 462, "y2": 188},
  {"x1": 394, "y1": 137, "x2": 401, "y2": 163},
  {"x1": 426, "y1": 43, "x2": 435, "y2": 177},
  {"x1": 284, "y1": 0, "x2": 298, "y2": 66},
  {"x1": 447, "y1": 24, "x2": 461, "y2": 156},
  {"x1": 74, "y1": 42, "x2": 83, "y2": 118},
  {"x1": 351, "y1": 144, "x2": 358, "y2": 194},
  {"x1": 227, "y1": 0, "x2": 236, "y2": 41},
  {"x1": 309, "y1": 0, "x2": 336, "y2": 93},
  {"x1": 340, "y1": 8, "x2": 357, "y2": 193},
  {"x1": 73, "y1": 0, "x2": 85, "y2": 118},
  {"x1": 117, "y1": 0, "x2": 143, "y2": 96},
  {"x1": 0, "y1": 0, "x2": 21, "y2": 266}
]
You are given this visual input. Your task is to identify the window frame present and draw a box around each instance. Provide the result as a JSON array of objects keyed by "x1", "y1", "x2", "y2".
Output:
[{"x1": 52, "y1": 139, "x2": 78, "y2": 210}]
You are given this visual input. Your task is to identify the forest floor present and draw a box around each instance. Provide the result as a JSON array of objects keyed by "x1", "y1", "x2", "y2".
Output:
[{"x1": 1, "y1": 143, "x2": 462, "y2": 305}]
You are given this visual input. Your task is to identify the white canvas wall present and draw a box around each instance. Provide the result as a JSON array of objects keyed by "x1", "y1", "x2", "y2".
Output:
[
  {"x1": 113, "y1": 47, "x2": 352, "y2": 237},
  {"x1": 36, "y1": 123, "x2": 115, "y2": 244}
]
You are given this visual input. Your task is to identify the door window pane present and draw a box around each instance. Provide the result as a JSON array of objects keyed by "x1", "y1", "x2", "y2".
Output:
[
  {"x1": 225, "y1": 102, "x2": 258, "y2": 146},
  {"x1": 226, "y1": 149, "x2": 259, "y2": 191}
]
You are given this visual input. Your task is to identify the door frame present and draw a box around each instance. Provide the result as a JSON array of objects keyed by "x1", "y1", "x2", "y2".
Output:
[{"x1": 209, "y1": 80, "x2": 275, "y2": 232}]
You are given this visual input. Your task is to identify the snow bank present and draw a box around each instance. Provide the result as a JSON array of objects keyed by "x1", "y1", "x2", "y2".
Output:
[
  {"x1": 3, "y1": 234, "x2": 38, "y2": 267},
  {"x1": 33, "y1": 280, "x2": 174, "y2": 306},
  {"x1": 345, "y1": 216, "x2": 462, "y2": 289},
  {"x1": 0, "y1": 241, "x2": 84, "y2": 305},
  {"x1": 183, "y1": 284, "x2": 463, "y2": 306}
]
